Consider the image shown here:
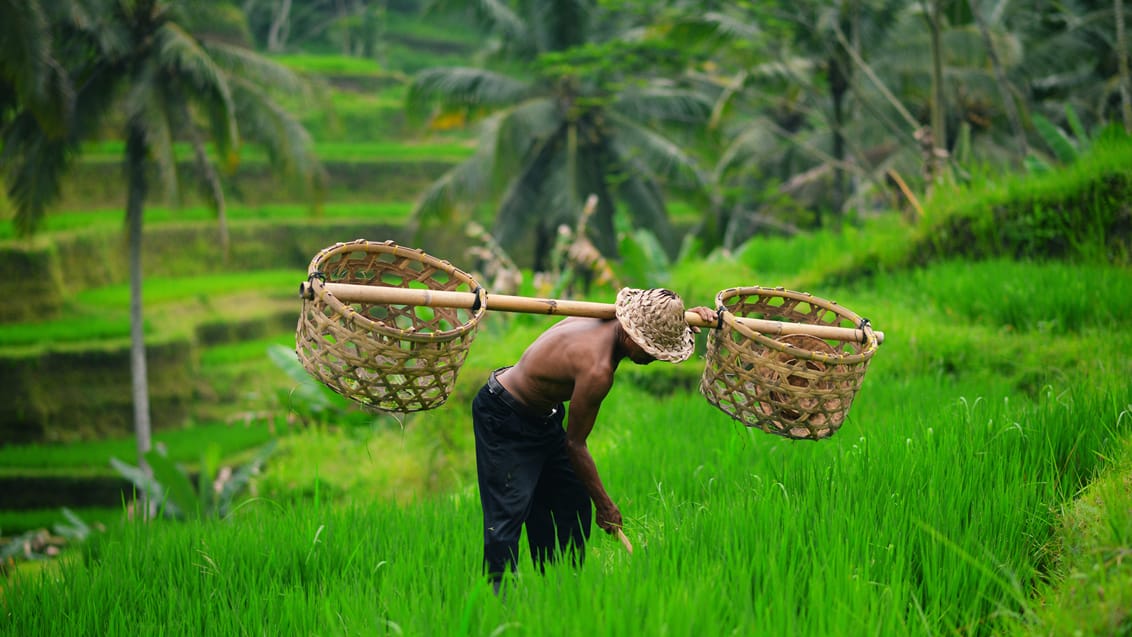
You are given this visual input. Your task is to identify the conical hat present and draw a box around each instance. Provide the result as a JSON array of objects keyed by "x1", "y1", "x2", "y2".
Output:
[{"x1": 614, "y1": 288, "x2": 695, "y2": 363}]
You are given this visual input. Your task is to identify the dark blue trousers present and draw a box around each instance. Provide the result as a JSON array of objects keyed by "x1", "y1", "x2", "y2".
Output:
[{"x1": 472, "y1": 373, "x2": 592, "y2": 583}]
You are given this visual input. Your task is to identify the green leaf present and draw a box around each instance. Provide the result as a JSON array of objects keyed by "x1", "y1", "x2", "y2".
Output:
[
  {"x1": 407, "y1": 67, "x2": 530, "y2": 123},
  {"x1": 109, "y1": 457, "x2": 165, "y2": 504},
  {"x1": 267, "y1": 344, "x2": 334, "y2": 411},
  {"x1": 52, "y1": 507, "x2": 91, "y2": 542},
  {"x1": 197, "y1": 444, "x2": 222, "y2": 515},
  {"x1": 144, "y1": 449, "x2": 201, "y2": 520},
  {"x1": 1032, "y1": 114, "x2": 1077, "y2": 164},
  {"x1": 216, "y1": 440, "x2": 277, "y2": 517},
  {"x1": 1064, "y1": 103, "x2": 1089, "y2": 147},
  {"x1": 1023, "y1": 154, "x2": 1051, "y2": 174}
]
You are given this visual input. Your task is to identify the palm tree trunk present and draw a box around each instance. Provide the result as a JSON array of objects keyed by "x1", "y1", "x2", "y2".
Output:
[
  {"x1": 1117, "y1": 0, "x2": 1132, "y2": 132},
  {"x1": 267, "y1": 0, "x2": 292, "y2": 53},
  {"x1": 126, "y1": 124, "x2": 154, "y2": 517},
  {"x1": 829, "y1": 54, "x2": 848, "y2": 229}
]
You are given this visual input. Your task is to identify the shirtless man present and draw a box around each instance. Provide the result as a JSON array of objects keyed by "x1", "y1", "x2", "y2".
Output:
[{"x1": 472, "y1": 287, "x2": 717, "y2": 589}]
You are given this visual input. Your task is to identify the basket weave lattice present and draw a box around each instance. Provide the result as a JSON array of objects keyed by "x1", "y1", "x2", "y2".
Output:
[
  {"x1": 700, "y1": 287, "x2": 878, "y2": 440},
  {"x1": 296, "y1": 239, "x2": 485, "y2": 413}
]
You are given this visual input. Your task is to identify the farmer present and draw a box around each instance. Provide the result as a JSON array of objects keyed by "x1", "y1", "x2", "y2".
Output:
[{"x1": 472, "y1": 287, "x2": 717, "y2": 590}]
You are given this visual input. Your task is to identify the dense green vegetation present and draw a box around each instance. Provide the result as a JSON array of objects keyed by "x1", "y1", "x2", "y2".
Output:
[
  {"x1": 2, "y1": 0, "x2": 1131, "y2": 634},
  {"x1": 1, "y1": 250, "x2": 1129, "y2": 634}
]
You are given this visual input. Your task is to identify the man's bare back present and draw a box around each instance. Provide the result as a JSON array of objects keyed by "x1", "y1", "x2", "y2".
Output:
[{"x1": 494, "y1": 317, "x2": 619, "y2": 413}]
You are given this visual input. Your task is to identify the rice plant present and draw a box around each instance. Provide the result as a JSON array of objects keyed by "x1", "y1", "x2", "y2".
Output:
[{"x1": 2, "y1": 254, "x2": 1129, "y2": 636}]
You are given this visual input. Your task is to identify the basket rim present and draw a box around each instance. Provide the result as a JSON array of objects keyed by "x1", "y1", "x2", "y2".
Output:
[
  {"x1": 714, "y1": 286, "x2": 878, "y2": 363},
  {"x1": 304, "y1": 239, "x2": 486, "y2": 343}
]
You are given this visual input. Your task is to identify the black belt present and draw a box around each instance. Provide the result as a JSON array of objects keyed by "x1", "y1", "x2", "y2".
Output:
[{"x1": 487, "y1": 370, "x2": 559, "y2": 421}]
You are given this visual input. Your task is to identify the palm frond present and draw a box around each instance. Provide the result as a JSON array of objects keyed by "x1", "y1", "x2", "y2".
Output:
[
  {"x1": 713, "y1": 119, "x2": 779, "y2": 181},
  {"x1": 613, "y1": 161, "x2": 675, "y2": 252},
  {"x1": 493, "y1": 96, "x2": 563, "y2": 184},
  {"x1": 612, "y1": 85, "x2": 714, "y2": 125},
  {"x1": 155, "y1": 22, "x2": 238, "y2": 147},
  {"x1": 69, "y1": 0, "x2": 133, "y2": 61},
  {"x1": 660, "y1": 10, "x2": 763, "y2": 46},
  {"x1": 413, "y1": 98, "x2": 565, "y2": 231},
  {"x1": 606, "y1": 112, "x2": 707, "y2": 191},
  {"x1": 200, "y1": 38, "x2": 309, "y2": 99},
  {"x1": 493, "y1": 138, "x2": 572, "y2": 252},
  {"x1": 0, "y1": 112, "x2": 77, "y2": 236},
  {"x1": 227, "y1": 76, "x2": 324, "y2": 199},
  {"x1": 470, "y1": 0, "x2": 530, "y2": 44},
  {"x1": 411, "y1": 143, "x2": 496, "y2": 225},
  {"x1": 0, "y1": 0, "x2": 49, "y2": 95},
  {"x1": 571, "y1": 146, "x2": 618, "y2": 255},
  {"x1": 0, "y1": 0, "x2": 74, "y2": 134},
  {"x1": 529, "y1": 0, "x2": 591, "y2": 52},
  {"x1": 114, "y1": 59, "x2": 181, "y2": 201},
  {"x1": 179, "y1": 101, "x2": 230, "y2": 257},
  {"x1": 143, "y1": 88, "x2": 179, "y2": 203},
  {"x1": 407, "y1": 67, "x2": 532, "y2": 124},
  {"x1": 172, "y1": 0, "x2": 255, "y2": 45}
]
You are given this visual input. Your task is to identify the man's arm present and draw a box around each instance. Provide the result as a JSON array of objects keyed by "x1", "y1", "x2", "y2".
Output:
[{"x1": 563, "y1": 372, "x2": 622, "y2": 533}]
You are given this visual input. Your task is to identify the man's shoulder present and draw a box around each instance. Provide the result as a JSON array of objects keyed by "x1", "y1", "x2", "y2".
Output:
[{"x1": 536, "y1": 335, "x2": 613, "y2": 378}]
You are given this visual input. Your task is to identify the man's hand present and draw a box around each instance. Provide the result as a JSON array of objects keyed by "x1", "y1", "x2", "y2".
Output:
[
  {"x1": 595, "y1": 500, "x2": 623, "y2": 534},
  {"x1": 688, "y1": 306, "x2": 718, "y2": 333}
]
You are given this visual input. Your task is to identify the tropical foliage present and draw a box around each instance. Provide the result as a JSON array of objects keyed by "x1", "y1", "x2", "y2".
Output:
[
  {"x1": 111, "y1": 440, "x2": 277, "y2": 520},
  {"x1": 0, "y1": 0, "x2": 323, "y2": 484},
  {"x1": 388, "y1": 0, "x2": 1132, "y2": 259},
  {"x1": 406, "y1": 0, "x2": 715, "y2": 267}
]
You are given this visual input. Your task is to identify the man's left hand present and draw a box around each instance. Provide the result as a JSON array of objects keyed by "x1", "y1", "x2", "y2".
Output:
[{"x1": 688, "y1": 306, "x2": 718, "y2": 333}]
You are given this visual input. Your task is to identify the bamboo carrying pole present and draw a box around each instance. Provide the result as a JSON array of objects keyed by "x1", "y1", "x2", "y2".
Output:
[{"x1": 300, "y1": 281, "x2": 885, "y2": 344}]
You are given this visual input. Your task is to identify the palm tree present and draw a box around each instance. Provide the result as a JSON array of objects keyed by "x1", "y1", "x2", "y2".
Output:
[
  {"x1": 407, "y1": 0, "x2": 712, "y2": 270},
  {"x1": 1, "y1": 0, "x2": 323, "y2": 495},
  {"x1": 694, "y1": 0, "x2": 912, "y2": 246},
  {"x1": 1009, "y1": 0, "x2": 1131, "y2": 135}
]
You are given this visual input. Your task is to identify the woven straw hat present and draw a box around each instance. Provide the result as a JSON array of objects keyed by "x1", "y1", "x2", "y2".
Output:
[{"x1": 615, "y1": 288, "x2": 695, "y2": 363}]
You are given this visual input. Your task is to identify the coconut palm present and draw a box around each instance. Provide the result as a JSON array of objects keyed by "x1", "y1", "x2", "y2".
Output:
[
  {"x1": 691, "y1": 0, "x2": 914, "y2": 247},
  {"x1": 1, "y1": 0, "x2": 323, "y2": 487},
  {"x1": 407, "y1": 0, "x2": 713, "y2": 269}
]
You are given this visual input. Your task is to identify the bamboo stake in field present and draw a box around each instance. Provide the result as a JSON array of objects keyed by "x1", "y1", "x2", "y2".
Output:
[{"x1": 299, "y1": 280, "x2": 885, "y2": 344}]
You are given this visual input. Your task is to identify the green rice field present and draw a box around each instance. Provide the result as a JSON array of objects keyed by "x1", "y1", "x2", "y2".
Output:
[
  {"x1": 76, "y1": 139, "x2": 474, "y2": 165},
  {"x1": 1, "y1": 247, "x2": 1129, "y2": 635}
]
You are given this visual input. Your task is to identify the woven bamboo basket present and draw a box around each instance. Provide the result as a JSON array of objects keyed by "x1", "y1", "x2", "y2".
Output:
[
  {"x1": 700, "y1": 287, "x2": 878, "y2": 440},
  {"x1": 296, "y1": 239, "x2": 486, "y2": 413}
]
